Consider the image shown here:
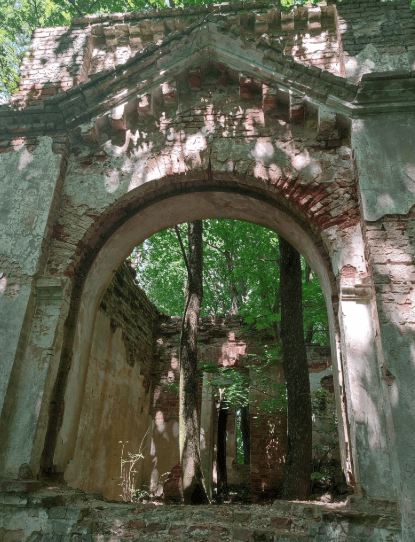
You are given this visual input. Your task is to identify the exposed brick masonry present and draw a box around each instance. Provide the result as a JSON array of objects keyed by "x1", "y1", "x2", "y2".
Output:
[
  {"x1": 337, "y1": 0, "x2": 415, "y2": 80},
  {"x1": 99, "y1": 262, "x2": 160, "y2": 390},
  {"x1": 153, "y1": 314, "x2": 332, "y2": 501}
]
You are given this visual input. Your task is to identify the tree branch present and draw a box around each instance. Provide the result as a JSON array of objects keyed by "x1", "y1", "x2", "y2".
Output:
[
  {"x1": 205, "y1": 241, "x2": 227, "y2": 255},
  {"x1": 32, "y1": 0, "x2": 41, "y2": 27},
  {"x1": 204, "y1": 263, "x2": 227, "y2": 315},
  {"x1": 174, "y1": 225, "x2": 191, "y2": 279},
  {"x1": 65, "y1": 0, "x2": 85, "y2": 17},
  {"x1": 85, "y1": 0, "x2": 104, "y2": 15}
]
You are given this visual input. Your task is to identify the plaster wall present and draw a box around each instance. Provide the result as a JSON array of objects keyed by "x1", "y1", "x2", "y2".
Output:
[
  {"x1": 0, "y1": 138, "x2": 64, "y2": 479},
  {"x1": 352, "y1": 114, "x2": 415, "y2": 537},
  {"x1": 64, "y1": 264, "x2": 159, "y2": 501},
  {"x1": 0, "y1": 0, "x2": 414, "y2": 538}
]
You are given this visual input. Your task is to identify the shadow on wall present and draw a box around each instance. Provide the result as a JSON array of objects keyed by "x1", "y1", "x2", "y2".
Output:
[
  {"x1": 370, "y1": 215, "x2": 415, "y2": 538},
  {"x1": 142, "y1": 316, "x2": 335, "y2": 502}
]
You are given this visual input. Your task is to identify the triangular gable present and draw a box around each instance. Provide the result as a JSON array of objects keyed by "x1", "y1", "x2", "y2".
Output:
[
  {"x1": 59, "y1": 17, "x2": 357, "y2": 130},
  {"x1": 2, "y1": 10, "x2": 414, "y2": 140}
]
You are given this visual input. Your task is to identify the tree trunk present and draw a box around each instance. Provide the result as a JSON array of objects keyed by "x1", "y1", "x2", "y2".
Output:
[
  {"x1": 179, "y1": 221, "x2": 209, "y2": 504},
  {"x1": 305, "y1": 324, "x2": 314, "y2": 344},
  {"x1": 272, "y1": 287, "x2": 281, "y2": 341},
  {"x1": 216, "y1": 401, "x2": 229, "y2": 501},
  {"x1": 278, "y1": 235, "x2": 312, "y2": 500},
  {"x1": 305, "y1": 262, "x2": 313, "y2": 284},
  {"x1": 224, "y1": 249, "x2": 243, "y2": 315},
  {"x1": 305, "y1": 262, "x2": 314, "y2": 343},
  {"x1": 240, "y1": 405, "x2": 251, "y2": 466}
]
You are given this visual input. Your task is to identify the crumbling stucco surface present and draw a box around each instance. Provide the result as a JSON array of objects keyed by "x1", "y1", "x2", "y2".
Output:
[
  {"x1": 1, "y1": 0, "x2": 415, "y2": 540},
  {"x1": 0, "y1": 137, "x2": 63, "y2": 458},
  {"x1": 352, "y1": 116, "x2": 415, "y2": 221}
]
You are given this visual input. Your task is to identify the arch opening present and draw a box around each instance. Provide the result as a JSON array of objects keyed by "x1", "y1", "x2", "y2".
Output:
[{"x1": 39, "y1": 180, "x2": 352, "y2": 503}]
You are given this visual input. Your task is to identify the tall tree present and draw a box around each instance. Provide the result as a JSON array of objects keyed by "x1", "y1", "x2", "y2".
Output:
[
  {"x1": 176, "y1": 221, "x2": 209, "y2": 504},
  {"x1": 216, "y1": 399, "x2": 229, "y2": 501},
  {"x1": 278, "y1": 235, "x2": 312, "y2": 500},
  {"x1": 240, "y1": 405, "x2": 251, "y2": 466}
]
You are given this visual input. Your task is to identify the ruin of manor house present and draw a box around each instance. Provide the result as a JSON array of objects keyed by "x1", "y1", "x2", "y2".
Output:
[{"x1": 1, "y1": 0, "x2": 415, "y2": 540}]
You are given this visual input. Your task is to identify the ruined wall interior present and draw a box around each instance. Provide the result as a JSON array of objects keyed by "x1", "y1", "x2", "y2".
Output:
[
  {"x1": 151, "y1": 315, "x2": 290, "y2": 503},
  {"x1": 152, "y1": 315, "x2": 335, "y2": 502},
  {"x1": 63, "y1": 263, "x2": 159, "y2": 501},
  {"x1": 1, "y1": 0, "x2": 415, "y2": 540},
  {"x1": 86, "y1": 271, "x2": 335, "y2": 504}
]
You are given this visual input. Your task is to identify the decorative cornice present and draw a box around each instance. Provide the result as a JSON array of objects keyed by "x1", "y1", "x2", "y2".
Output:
[
  {"x1": 341, "y1": 279, "x2": 372, "y2": 303},
  {"x1": 1, "y1": 14, "x2": 415, "y2": 139}
]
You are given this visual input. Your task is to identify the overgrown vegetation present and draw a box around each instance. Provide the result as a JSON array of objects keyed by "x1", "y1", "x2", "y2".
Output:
[
  {"x1": 133, "y1": 219, "x2": 339, "y2": 501},
  {"x1": 201, "y1": 352, "x2": 288, "y2": 421},
  {"x1": 119, "y1": 432, "x2": 170, "y2": 502},
  {"x1": 132, "y1": 220, "x2": 329, "y2": 345},
  {"x1": 118, "y1": 434, "x2": 148, "y2": 502},
  {"x1": 310, "y1": 386, "x2": 349, "y2": 498}
]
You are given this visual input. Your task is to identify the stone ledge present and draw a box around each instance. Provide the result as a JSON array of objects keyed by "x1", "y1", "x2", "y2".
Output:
[
  {"x1": 0, "y1": 480, "x2": 42, "y2": 493},
  {"x1": 0, "y1": 488, "x2": 403, "y2": 541}
]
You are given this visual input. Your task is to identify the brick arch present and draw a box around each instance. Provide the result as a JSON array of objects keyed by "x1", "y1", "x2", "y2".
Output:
[
  {"x1": 59, "y1": 170, "x2": 354, "y2": 283},
  {"x1": 40, "y1": 174, "x2": 353, "y2": 490},
  {"x1": 35, "y1": 23, "x2": 360, "y2": 480},
  {"x1": 1, "y1": 0, "x2": 413, "y2": 528}
]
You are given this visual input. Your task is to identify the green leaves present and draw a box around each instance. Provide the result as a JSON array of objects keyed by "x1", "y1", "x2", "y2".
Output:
[
  {"x1": 0, "y1": 39, "x2": 21, "y2": 98},
  {"x1": 199, "y1": 344, "x2": 288, "y2": 416},
  {"x1": 131, "y1": 219, "x2": 329, "y2": 344}
]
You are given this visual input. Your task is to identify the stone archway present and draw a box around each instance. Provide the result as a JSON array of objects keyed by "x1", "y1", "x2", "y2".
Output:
[
  {"x1": 53, "y1": 186, "x2": 341, "y2": 472},
  {"x1": 22, "y1": 175, "x2": 383, "y2": 506},
  {"x1": 3, "y1": 2, "x2": 415, "y2": 535}
]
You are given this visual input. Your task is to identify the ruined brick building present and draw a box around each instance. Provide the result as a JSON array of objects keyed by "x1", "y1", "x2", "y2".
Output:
[
  {"x1": 88, "y1": 266, "x2": 334, "y2": 505},
  {"x1": 1, "y1": 0, "x2": 415, "y2": 540}
]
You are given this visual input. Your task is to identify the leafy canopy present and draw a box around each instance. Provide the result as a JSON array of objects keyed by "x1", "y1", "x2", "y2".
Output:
[{"x1": 130, "y1": 219, "x2": 329, "y2": 344}]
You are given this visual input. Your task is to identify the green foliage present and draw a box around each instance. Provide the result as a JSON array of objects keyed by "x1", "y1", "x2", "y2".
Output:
[
  {"x1": 200, "y1": 348, "x2": 288, "y2": 414},
  {"x1": 309, "y1": 386, "x2": 345, "y2": 494},
  {"x1": 160, "y1": 378, "x2": 179, "y2": 396},
  {"x1": 311, "y1": 387, "x2": 338, "y2": 457},
  {"x1": 131, "y1": 219, "x2": 329, "y2": 344},
  {"x1": 0, "y1": 37, "x2": 22, "y2": 99}
]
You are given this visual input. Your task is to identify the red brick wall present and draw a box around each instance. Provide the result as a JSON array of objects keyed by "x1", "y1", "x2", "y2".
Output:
[
  {"x1": 152, "y1": 316, "x2": 331, "y2": 500},
  {"x1": 250, "y1": 408, "x2": 287, "y2": 500}
]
